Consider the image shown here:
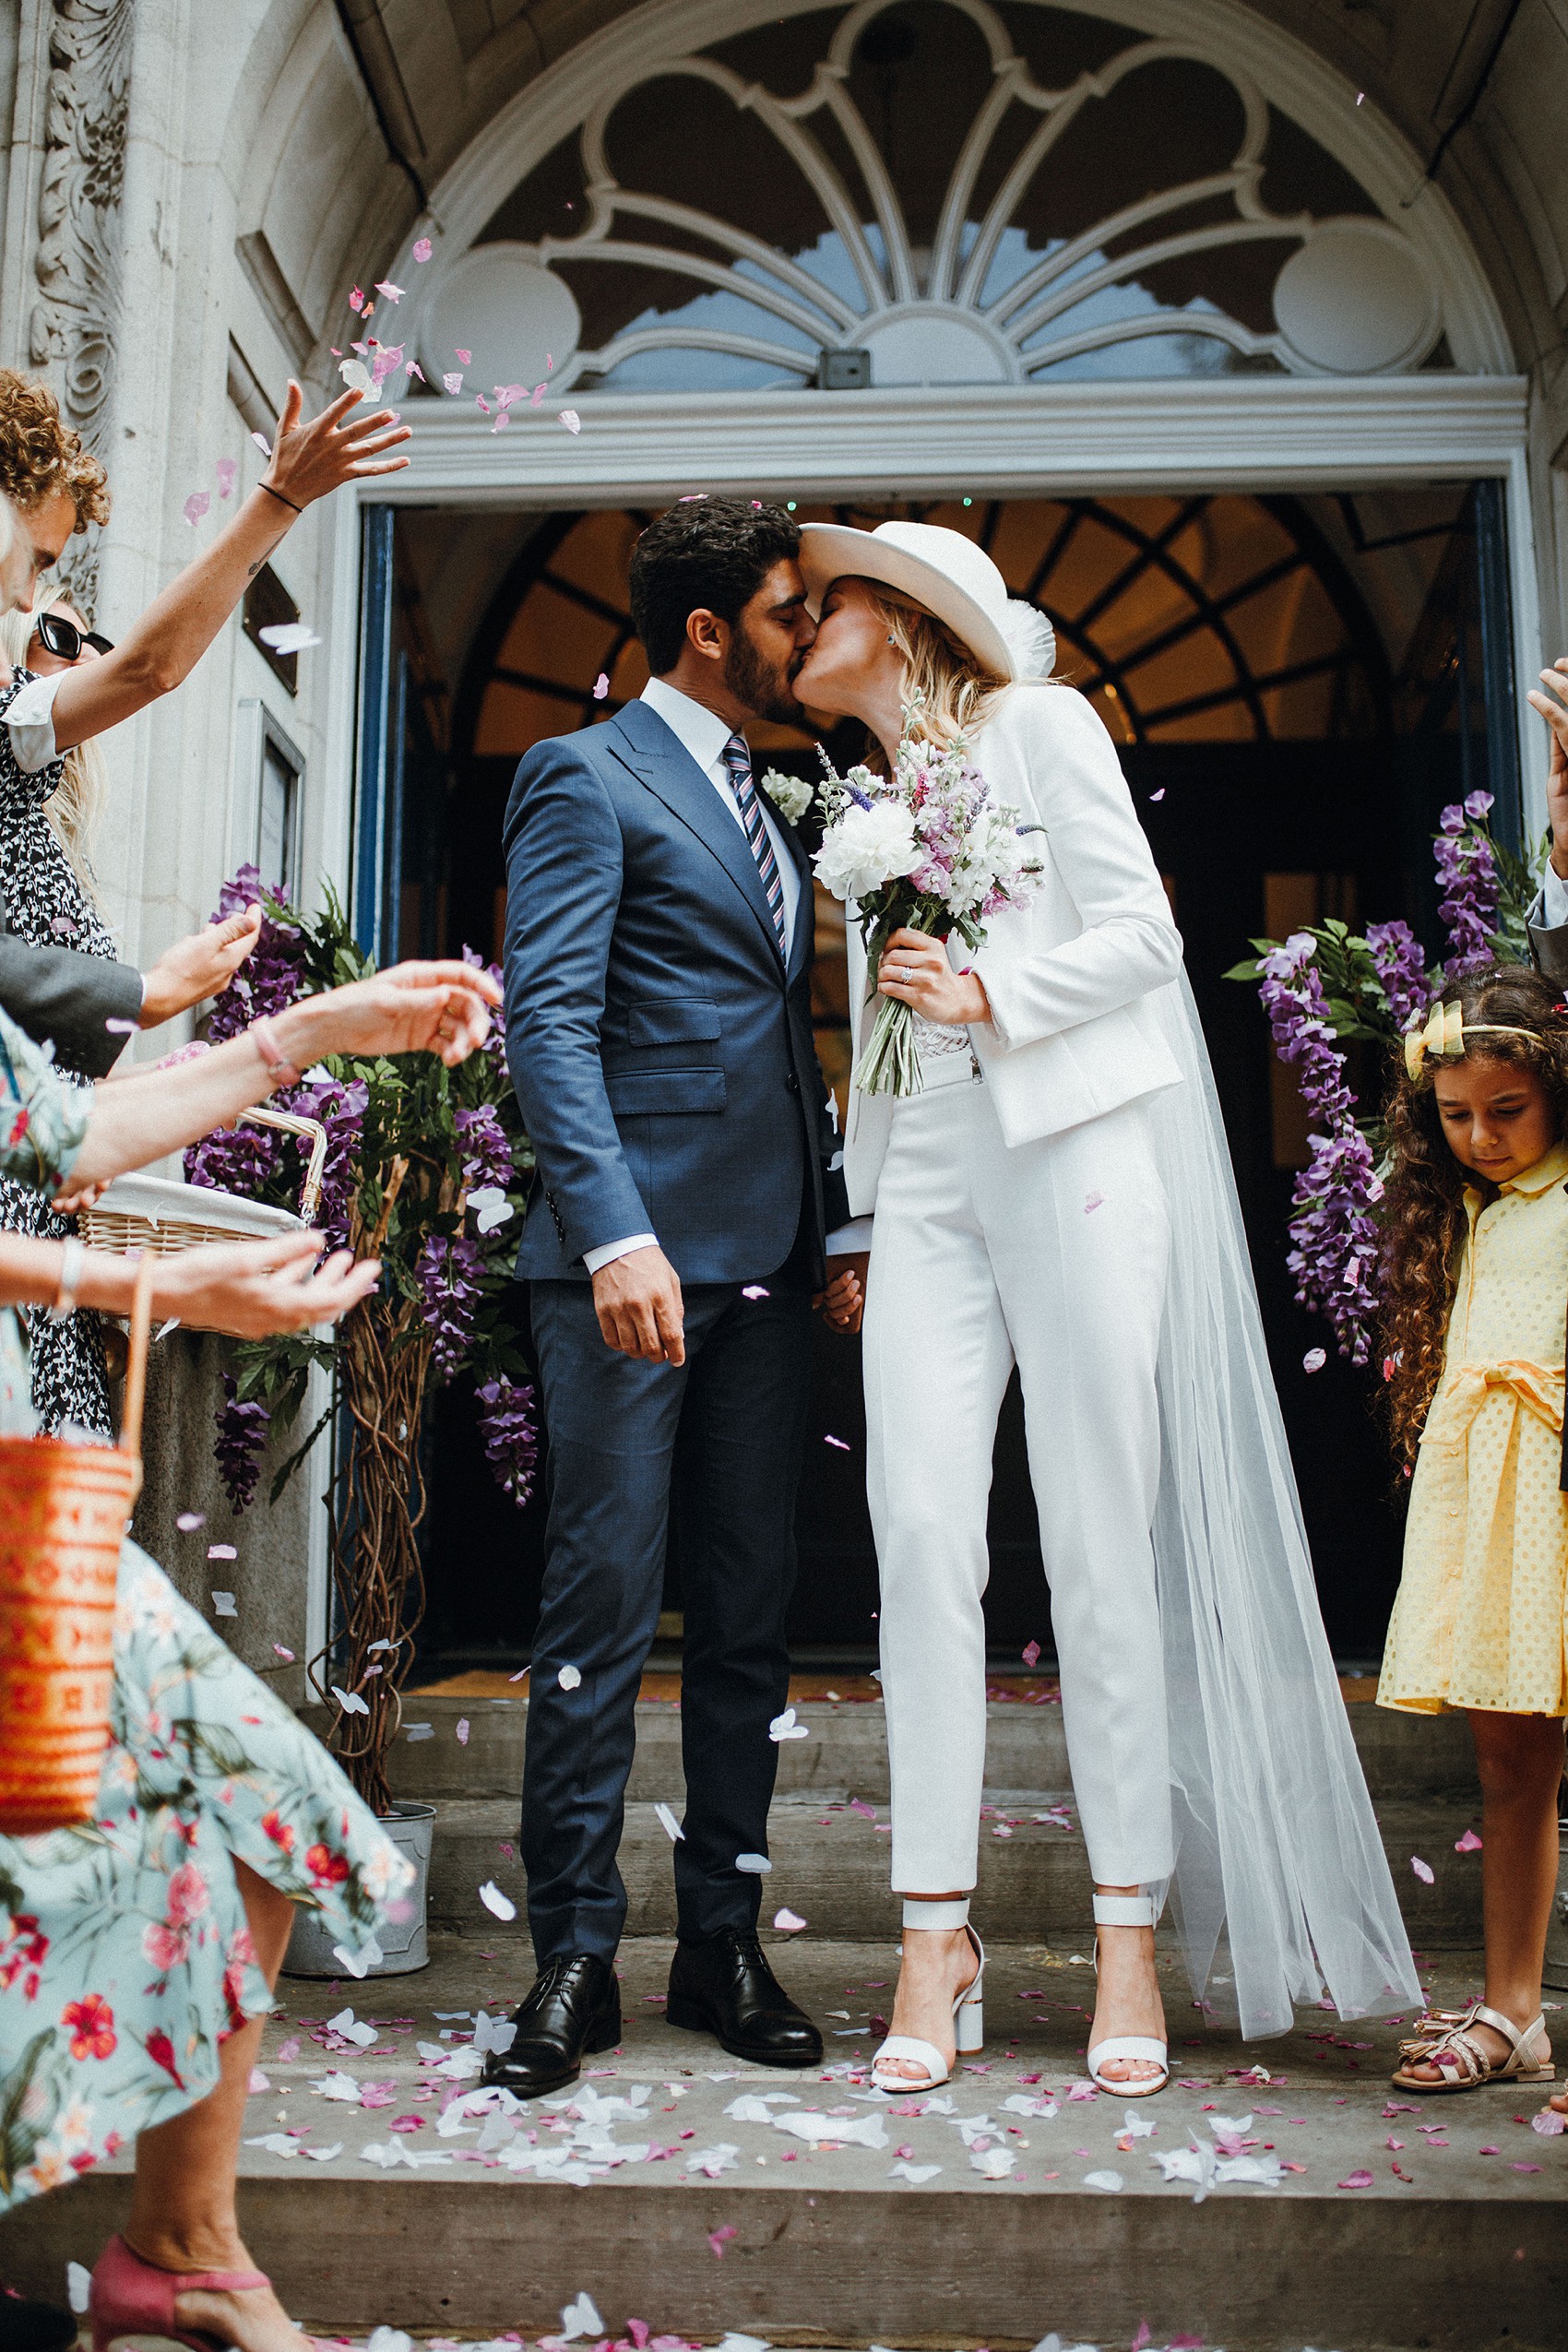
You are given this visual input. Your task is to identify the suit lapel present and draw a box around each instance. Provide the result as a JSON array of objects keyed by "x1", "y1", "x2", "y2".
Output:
[{"x1": 608, "y1": 700, "x2": 786, "y2": 971}]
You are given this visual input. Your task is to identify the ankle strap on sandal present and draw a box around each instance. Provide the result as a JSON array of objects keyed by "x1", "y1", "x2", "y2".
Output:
[{"x1": 1093, "y1": 1892, "x2": 1158, "y2": 1928}]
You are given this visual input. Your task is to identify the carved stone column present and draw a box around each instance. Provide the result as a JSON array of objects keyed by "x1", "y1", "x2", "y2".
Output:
[{"x1": 26, "y1": 0, "x2": 133, "y2": 617}]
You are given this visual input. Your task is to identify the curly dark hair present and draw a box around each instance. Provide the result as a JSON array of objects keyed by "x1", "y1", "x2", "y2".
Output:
[
  {"x1": 628, "y1": 495, "x2": 799, "y2": 673},
  {"x1": 1379, "y1": 961, "x2": 1568, "y2": 1466},
  {"x1": 0, "y1": 369, "x2": 110, "y2": 532}
]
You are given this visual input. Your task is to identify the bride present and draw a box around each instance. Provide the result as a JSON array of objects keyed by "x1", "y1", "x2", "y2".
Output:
[{"x1": 791, "y1": 519, "x2": 1419, "y2": 2096}]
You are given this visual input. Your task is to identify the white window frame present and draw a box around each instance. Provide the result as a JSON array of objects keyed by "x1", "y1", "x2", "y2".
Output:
[{"x1": 233, "y1": 697, "x2": 306, "y2": 906}]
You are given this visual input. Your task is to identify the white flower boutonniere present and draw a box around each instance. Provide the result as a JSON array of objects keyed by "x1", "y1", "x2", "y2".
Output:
[{"x1": 760, "y1": 769, "x2": 814, "y2": 826}]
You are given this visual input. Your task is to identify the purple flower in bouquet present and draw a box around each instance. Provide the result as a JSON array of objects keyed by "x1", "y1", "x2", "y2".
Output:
[
  {"x1": 417, "y1": 1230, "x2": 484, "y2": 1382},
  {"x1": 215, "y1": 1373, "x2": 269, "y2": 1513},
  {"x1": 1433, "y1": 795, "x2": 1499, "y2": 975},
  {"x1": 455, "y1": 1103, "x2": 512, "y2": 1194},
  {"x1": 476, "y1": 1376, "x2": 540, "y2": 1508},
  {"x1": 1365, "y1": 921, "x2": 1434, "y2": 1035}
]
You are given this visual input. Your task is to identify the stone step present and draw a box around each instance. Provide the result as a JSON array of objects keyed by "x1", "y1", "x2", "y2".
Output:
[
  {"x1": 426, "y1": 1792, "x2": 1486, "y2": 1946},
  {"x1": 4, "y1": 1934, "x2": 1557, "y2": 2352},
  {"x1": 352, "y1": 1689, "x2": 1479, "y2": 1806}
]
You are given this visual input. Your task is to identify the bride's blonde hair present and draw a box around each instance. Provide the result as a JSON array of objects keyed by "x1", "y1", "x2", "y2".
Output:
[{"x1": 869, "y1": 587, "x2": 1012, "y2": 755}]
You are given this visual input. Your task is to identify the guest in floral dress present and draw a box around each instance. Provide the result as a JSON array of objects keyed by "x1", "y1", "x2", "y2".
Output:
[{"x1": 0, "y1": 939, "x2": 501, "y2": 2352}]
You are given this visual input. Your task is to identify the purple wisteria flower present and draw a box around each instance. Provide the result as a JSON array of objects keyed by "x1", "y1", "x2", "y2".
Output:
[
  {"x1": 293, "y1": 1075, "x2": 368, "y2": 1252},
  {"x1": 417, "y1": 1230, "x2": 484, "y2": 1381},
  {"x1": 1433, "y1": 794, "x2": 1499, "y2": 975},
  {"x1": 206, "y1": 863, "x2": 307, "y2": 1042},
  {"x1": 215, "y1": 1373, "x2": 270, "y2": 1513},
  {"x1": 1259, "y1": 946, "x2": 1384, "y2": 1362},
  {"x1": 476, "y1": 1376, "x2": 540, "y2": 1508},
  {"x1": 1364, "y1": 920, "x2": 1434, "y2": 1035},
  {"x1": 454, "y1": 1102, "x2": 512, "y2": 1194}
]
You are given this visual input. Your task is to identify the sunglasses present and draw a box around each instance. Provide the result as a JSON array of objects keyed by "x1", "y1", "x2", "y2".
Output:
[{"x1": 34, "y1": 612, "x2": 113, "y2": 661}]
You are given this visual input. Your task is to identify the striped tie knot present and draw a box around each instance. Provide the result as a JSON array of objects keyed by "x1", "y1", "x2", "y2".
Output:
[{"x1": 722, "y1": 732, "x2": 788, "y2": 957}]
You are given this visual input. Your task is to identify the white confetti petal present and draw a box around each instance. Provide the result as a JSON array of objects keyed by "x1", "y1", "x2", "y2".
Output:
[
  {"x1": 65, "y1": 2265, "x2": 90, "y2": 2316},
  {"x1": 560, "y1": 2296, "x2": 603, "y2": 2342},
  {"x1": 479, "y1": 1879, "x2": 517, "y2": 1920},
  {"x1": 559, "y1": 409, "x2": 581, "y2": 434},
  {"x1": 889, "y1": 2160, "x2": 942, "y2": 2183},
  {"x1": 258, "y1": 622, "x2": 321, "y2": 655},
  {"x1": 735, "y1": 1851, "x2": 773, "y2": 1873},
  {"x1": 211, "y1": 1591, "x2": 237, "y2": 1618},
  {"x1": 773, "y1": 1906, "x2": 807, "y2": 1931},
  {"x1": 558, "y1": 1663, "x2": 582, "y2": 1691},
  {"x1": 654, "y1": 1801, "x2": 685, "y2": 1843},
  {"x1": 1083, "y1": 2168, "x2": 1123, "y2": 2192}
]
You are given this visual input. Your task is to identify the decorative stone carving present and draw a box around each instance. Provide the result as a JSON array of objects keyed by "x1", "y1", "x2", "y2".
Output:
[{"x1": 28, "y1": 0, "x2": 134, "y2": 615}]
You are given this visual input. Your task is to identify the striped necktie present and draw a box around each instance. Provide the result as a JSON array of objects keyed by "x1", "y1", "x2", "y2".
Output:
[{"x1": 721, "y1": 731, "x2": 788, "y2": 957}]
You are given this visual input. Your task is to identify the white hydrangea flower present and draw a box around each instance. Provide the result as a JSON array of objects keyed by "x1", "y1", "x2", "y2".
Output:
[{"x1": 814, "y1": 801, "x2": 922, "y2": 902}]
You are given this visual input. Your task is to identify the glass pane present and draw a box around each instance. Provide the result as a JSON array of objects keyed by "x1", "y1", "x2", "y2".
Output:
[{"x1": 257, "y1": 741, "x2": 295, "y2": 898}]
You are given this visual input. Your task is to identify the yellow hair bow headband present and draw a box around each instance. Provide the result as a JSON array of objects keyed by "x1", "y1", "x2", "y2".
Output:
[{"x1": 1404, "y1": 1000, "x2": 1540, "y2": 1082}]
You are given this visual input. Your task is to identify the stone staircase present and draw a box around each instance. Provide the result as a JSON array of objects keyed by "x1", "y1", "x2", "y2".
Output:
[{"x1": 5, "y1": 1683, "x2": 1562, "y2": 2352}]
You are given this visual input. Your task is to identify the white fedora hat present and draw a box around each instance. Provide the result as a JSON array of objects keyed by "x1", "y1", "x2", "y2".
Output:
[{"x1": 797, "y1": 518, "x2": 1054, "y2": 683}]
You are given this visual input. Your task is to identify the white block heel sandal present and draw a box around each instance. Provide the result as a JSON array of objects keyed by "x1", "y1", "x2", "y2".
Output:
[
  {"x1": 871, "y1": 1927, "x2": 985, "y2": 2094},
  {"x1": 1087, "y1": 1892, "x2": 1169, "y2": 2099}
]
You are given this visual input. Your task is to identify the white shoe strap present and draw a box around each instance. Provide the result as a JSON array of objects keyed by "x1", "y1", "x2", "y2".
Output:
[
  {"x1": 1093, "y1": 1893, "x2": 1157, "y2": 1928},
  {"x1": 872, "y1": 2035, "x2": 949, "y2": 2088},
  {"x1": 1088, "y1": 2035, "x2": 1168, "y2": 2083}
]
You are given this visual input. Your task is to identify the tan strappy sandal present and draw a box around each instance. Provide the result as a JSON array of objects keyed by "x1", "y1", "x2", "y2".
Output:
[
  {"x1": 1391, "y1": 2003, "x2": 1553, "y2": 2094},
  {"x1": 1397, "y1": 2000, "x2": 1479, "y2": 2060}
]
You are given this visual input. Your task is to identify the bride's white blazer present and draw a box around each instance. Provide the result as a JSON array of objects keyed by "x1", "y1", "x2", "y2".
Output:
[{"x1": 841, "y1": 682, "x2": 1185, "y2": 1216}]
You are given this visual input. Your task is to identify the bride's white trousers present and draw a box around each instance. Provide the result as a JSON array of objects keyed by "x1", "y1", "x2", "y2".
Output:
[{"x1": 863, "y1": 1070, "x2": 1175, "y2": 1895}]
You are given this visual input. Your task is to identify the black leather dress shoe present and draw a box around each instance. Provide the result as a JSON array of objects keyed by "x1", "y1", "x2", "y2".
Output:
[
  {"x1": 667, "y1": 1928, "x2": 823, "y2": 2066},
  {"x1": 481, "y1": 1954, "x2": 622, "y2": 2097}
]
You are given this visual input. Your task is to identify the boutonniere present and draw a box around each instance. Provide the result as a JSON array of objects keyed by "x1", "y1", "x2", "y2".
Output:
[{"x1": 760, "y1": 769, "x2": 813, "y2": 826}]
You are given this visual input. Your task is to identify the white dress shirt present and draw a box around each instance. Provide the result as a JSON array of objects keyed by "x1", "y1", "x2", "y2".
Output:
[
  {"x1": 583, "y1": 678, "x2": 861, "y2": 1275},
  {"x1": 2, "y1": 671, "x2": 63, "y2": 776},
  {"x1": 1540, "y1": 861, "x2": 1568, "y2": 928}
]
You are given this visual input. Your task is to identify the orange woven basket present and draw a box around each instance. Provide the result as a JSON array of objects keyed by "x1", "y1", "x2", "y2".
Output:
[{"x1": 0, "y1": 1259, "x2": 154, "y2": 1835}]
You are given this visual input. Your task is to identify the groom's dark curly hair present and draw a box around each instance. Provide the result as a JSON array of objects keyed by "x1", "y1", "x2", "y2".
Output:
[{"x1": 630, "y1": 496, "x2": 800, "y2": 674}]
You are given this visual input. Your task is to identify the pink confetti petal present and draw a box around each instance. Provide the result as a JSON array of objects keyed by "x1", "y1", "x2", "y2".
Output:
[
  {"x1": 1084, "y1": 1190, "x2": 1105, "y2": 1214},
  {"x1": 183, "y1": 491, "x2": 210, "y2": 527},
  {"x1": 216, "y1": 457, "x2": 237, "y2": 500},
  {"x1": 1148, "y1": 789, "x2": 1166, "y2": 802},
  {"x1": 1302, "y1": 1348, "x2": 1326, "y2": 1373},
  {"x1": 349, "y1": 288, "x2": 364, "y2": 313},
  {"x1": 707, "y1": 2226, "x2": 738, "y2": 2257},
  {"x1": 1410, "y1": 1856, "x2": 1434, "y2": 1884},
  {"x1": 176, "y1": 1511, "x2": 205, "y2": 1532},
  {"x1": 1454, "y1": 1828, "x2": 1482, "y2": 1852},
  {"x1": 374, "y1": 280, "x2": 405, "y2": 303},
  {"x1": 276, "y1": 2037, "x2": 301, "y2": 2063},
  {"x1": 272, "y1": 1644, "x2": 295, "y2": 1662},
  {"x1": 1511, "y1": 2162, "x2": 1543, "y2": 2173},
  {"x1": 443, "y1": 373, "x2": 464, "y2": 397},
  {"x1": 773, "y1": 1907, "x2": 807, "y2": 1932},
  {"x1": 208, "y1": 1543, "x2": 237, "y2": 1561},
  {"x1": 1529, "y1": 2108, "x2": 1566, "y2": 2137},
  {"x1": 824, "y1": 1434, "x2": 850, "y2": 1451},
  {"x1": 412, "y1": 238, "x2": 433, "y2": 264},
  {"x1": 456, "y1": 1717, "x2": 470, "y2": 1745},
  {"x1": 1337, "y1": 2169, "x2": 1373, "y2": 2188},
  {"x1": 456, "y1": 348, "x2": 471, "y2": 363},
  {"x1": 247, "y1": 2067, "x2": 269, "y2": 2094},
  {"x1": 1022, "y1": 1640, "x2": 1040, "y2": 1668},
  {"x1": 593, "y1": 673, "x2": 611, "y2": 702}
]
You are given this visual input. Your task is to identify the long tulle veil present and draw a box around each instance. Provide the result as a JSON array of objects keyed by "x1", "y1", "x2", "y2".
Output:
[{"x1": 1143, "y1": 972, "x2": 1421, "y2": 2037}]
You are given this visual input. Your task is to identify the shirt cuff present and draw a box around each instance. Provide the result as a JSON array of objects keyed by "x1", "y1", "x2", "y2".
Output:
[
  {"x1": 3, "y1": 672, "x2": 62, "y2": 776},
  {"x1": 582, "y1": 1231, "x2": 659, "y2": 1276},
  {"x1": 825, "y1": 1217, "x2": 873, "y2": 1254},
  {"x1": 1541, "y1": 861, "x2": 1568, "y2": 929}
]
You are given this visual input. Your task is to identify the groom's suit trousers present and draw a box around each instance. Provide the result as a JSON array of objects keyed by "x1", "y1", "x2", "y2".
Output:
[
  {"x1": 864, "y1": 1069, "x2": 1175, "y2": 1895},
  {"x1": 522, "y1": 1270, "x2": 811, "y2": 1965}
]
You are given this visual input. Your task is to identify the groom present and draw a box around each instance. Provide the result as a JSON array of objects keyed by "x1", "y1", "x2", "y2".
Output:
[{"x1": 490, "y1": 496, "x2": 860, "y2": 2097}]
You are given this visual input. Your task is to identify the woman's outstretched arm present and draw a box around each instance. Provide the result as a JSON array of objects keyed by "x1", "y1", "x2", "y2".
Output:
[{"x1": 46, "y1": 383, "x2": 410, "y2": 754}]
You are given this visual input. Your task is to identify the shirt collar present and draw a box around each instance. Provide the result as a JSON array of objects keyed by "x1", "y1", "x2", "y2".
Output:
[
  {"x1": 1464, "y1": 1138, "x2": 1568, "y2": 1216},
  {"x1": 640, "y1": 677, "x2": 737, "y2": 779}
]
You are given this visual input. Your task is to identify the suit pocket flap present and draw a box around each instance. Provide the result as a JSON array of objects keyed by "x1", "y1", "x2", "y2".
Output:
[
  {"x1": 627, "y1": 996, "x2": 721, "y2": 1046},
  {"x1": 606, "y1": 1066, "x2": 728, "y2": 1117}
]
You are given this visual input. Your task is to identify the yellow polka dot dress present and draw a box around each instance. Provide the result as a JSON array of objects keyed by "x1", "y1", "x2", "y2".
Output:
[{"x1": 1379, "y1": 1142, "x2": 1568, "y2": 1717}]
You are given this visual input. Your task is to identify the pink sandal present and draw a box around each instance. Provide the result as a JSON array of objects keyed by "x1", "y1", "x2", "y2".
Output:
[{"x1": 89, "y1": 2234, "x2": 270, "y2": 2352}]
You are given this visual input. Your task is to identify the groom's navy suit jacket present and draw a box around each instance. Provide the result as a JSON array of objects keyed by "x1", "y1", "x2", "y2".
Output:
[{"x1": 503, "y1": 695, "x2": 848, "y2": 1286}]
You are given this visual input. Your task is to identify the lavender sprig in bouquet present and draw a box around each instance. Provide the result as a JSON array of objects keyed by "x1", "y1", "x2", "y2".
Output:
[{"x1": 771, "y1": 704, "x2": 1042, "y2": 1098}]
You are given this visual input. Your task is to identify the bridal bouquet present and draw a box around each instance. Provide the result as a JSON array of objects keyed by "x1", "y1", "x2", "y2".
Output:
[{"x1": 769, "y1": 707, "x2": 1042, "y2": 1096}]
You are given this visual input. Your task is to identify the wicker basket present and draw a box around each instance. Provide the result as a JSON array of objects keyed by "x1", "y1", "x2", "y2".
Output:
[
  {"x1": 0, "y1": 1258, "x2": 155, "y2": 1835},
  {"x1": 81, "y1": 1107, "x2": 327, "y2": 1256}
]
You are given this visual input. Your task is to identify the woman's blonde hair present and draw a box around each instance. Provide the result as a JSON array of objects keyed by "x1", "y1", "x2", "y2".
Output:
[
  {"x1": 0, "y1": 580, "x2": 107, "y2": 900},
  {"x1": 868, "y1": 586, "x2": 1013, "y2": 752}
]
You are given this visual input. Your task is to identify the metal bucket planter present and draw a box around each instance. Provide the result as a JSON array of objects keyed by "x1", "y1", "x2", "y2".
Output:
[
  {"x1": 282, "y1": 1800, "x2": 435, "y2": 1978},
  {"x1": 1544, "y1": 1815, "x2": 1568, "y2": 1993}
]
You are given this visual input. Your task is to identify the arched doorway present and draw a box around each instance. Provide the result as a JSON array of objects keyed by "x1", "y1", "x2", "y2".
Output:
[{"x1": 399, "y1": 476, "x2": 1511, "y2": 1669}]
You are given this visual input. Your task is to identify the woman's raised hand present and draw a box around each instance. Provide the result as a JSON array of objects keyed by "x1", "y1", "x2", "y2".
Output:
[
  {"x1": 282, "y1": 960, "x2": 503, "y2": 1070},
  {"x1": 149, "y1": 1230, "x2": 380, "y2": 1337},
  {"x1": 1528, "y1": 658, "x2": 1568, "y2": 880},
  {"x1": 262, "y1": 380, "x2": 412, "y2": 510}
]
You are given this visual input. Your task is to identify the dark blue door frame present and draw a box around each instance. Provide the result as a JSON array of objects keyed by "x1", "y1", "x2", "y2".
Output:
[{"x1": 352, "y1": 504, "x2": 397, "y2": 960}]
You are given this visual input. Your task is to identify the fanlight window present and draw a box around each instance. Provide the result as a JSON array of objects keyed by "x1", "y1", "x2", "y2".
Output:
[{"x1": 442, "y1": 0, "x2": 1443, "y2": 396}]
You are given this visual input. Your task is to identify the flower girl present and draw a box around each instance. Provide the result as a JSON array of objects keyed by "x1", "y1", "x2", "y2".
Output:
[{"x1": 1378, "y1": 968, "x2": 1567, "y2": 2098}]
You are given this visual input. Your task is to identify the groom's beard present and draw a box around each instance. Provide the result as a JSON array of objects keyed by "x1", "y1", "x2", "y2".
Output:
[{"x1": 723, "y1": 625, "x2": 803, "y2": 730}]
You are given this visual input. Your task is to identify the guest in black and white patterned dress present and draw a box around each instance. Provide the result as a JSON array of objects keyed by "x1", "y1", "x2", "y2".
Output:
[{"x1": 0, "y1": 362, "x2": 412, "y2": 1428}]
